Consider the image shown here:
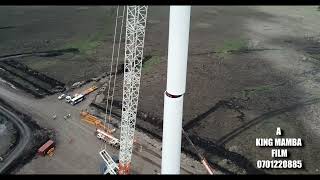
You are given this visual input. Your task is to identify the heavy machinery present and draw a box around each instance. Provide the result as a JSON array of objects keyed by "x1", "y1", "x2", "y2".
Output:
[
  {"x1": 96, "y1": 128, "x2": 120, "y2": 148},
  {"x1": 98, "y1": 5, "x2": 148, "y2": 175},
  {"x1": 100, "y1": 150, "x2": 119, "y2": 174},
  {"x1": 82, "y1": 86, "x2": 98, "y2": 96},
  {"x1": 99, "y1": 5, "x2": 213, "y2": 175},
  {"x1": 47, "y1": 147, "x2": 55, "y2": 157},
  {"x1": 182, "y1": 129, "x2": 214, "y2": 175},
  {"x1": 64, "y1": 86, "x2": 97, "y2": 104},
  {"x1": 80, "y1": 111, "x2": 115, "y2": 134},
  {"x1": 117, "y1": 5, "x2": 148, "y2": 174}
]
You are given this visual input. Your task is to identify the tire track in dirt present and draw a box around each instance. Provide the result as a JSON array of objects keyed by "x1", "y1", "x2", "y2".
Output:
[
  {"x1": 216, "y1": 98, "x2": 320, "y2": 146},
  {"x1": 183, "y1": 98, "x2": 245, "y2": 131},
  {"x1": 0, "y1": 48, "x2": 79, "y2": 61},
  {"x1": 0, "y1": 26, "x2": 16, "y2": 30}
]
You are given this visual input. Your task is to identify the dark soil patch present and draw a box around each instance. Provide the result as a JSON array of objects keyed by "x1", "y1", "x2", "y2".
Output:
[
  {"x1": 4, "y1": 59, "x2": 65, "y2": 88},
  {"x1": 183, "y1": 98, "x2": 246, "y2": 131},
  {"x1": 0, "y1": 48, "x2": 79, "y2": 60},
  {"x1": 0, "y1": 62, "x2": 53, "y2": 94},
  {"x1": 0, "y1": 26, "x2": 16, "y2": 30},
  {"x1": 0, "y1": 59, "x2": 66, "y2": 98},
  {"x1": 0, "y1": 69, "x2": 46, "y2": 98},
  {"x1": 190, "y1": 48, "x2": 281, "y2": 57}
]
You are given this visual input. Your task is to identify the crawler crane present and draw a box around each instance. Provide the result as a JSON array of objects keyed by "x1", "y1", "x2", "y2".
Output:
[{"x1": 99, "y1": 5, "x2": 213, "y2": 175}]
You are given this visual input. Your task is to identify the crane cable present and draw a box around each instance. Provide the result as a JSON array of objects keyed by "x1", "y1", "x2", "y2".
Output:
[
  {"x1": 108, "y1": 7, "x2": 125, "y2": 130},
  {"x1": 102, "y1": 6, "x2": 125, "y2": 150},
  {"x1": 101, "y1": 6, "x2": 119, "y2": 150}
]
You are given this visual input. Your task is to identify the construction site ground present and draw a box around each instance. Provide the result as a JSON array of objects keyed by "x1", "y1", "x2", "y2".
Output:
[
  {"x1": 1, "y1": 6, "x2": 320, "y2": 174},
  {"x1": 0, "y1": 81, "x2": 204, "y2": 174}
]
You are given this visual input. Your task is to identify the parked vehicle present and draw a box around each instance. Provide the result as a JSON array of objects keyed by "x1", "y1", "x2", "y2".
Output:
[
  {"x1": 38, "y1": 140, "x2": 55, "y2": 156},
  {"x1": 82, "y1": 86, "x2": 98, "y2": 96},
  {"x1": 96, "y1": 128, "x2": 119, "y2": 148},
  {"x1": 70, "y1": 94, "x2": 85, "y2": 105},
  {"x1": 65, "y1": 95, "x2": 72, "y2": 103},
  {"x1": 58, "y1": 94, "x2": 65, "y2": 100}
]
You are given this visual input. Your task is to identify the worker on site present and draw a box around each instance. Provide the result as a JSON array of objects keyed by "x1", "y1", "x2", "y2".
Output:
[{"x1": 52, "y1": 114, "x2": 57, "y2": 120}]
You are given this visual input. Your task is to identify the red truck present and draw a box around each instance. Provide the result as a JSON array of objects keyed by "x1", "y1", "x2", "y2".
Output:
[{"x1": 38, "y1": 140, "x2": 55, "y2": 156}]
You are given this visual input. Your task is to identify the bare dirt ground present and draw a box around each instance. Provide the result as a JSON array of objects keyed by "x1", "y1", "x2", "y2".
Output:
[
  {"x1": 138, "y1": 6, "x2": 320, "y2": 174},
  {"x1": 95, "y1": 6, "x2": 320, "y2": 174},
  {"x1": 1, "y1": 6, "x2": 320, "y2": 174},
  {"x1": 0, "y1": 6, "x2": 115, "y2": 85}
]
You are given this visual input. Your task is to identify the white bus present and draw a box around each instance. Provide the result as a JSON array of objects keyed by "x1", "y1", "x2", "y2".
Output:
[{"x1": 70, "y1": 94, "x2": 85, "y2": 105}]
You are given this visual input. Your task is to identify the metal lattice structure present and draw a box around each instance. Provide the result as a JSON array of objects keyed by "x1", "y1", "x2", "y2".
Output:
[
  {"x1": 99, "y1": 149, "x2": 119, "y2": 175},
  {"x1": 119, "y1": 5, "x2": 148, "y2": 174}
]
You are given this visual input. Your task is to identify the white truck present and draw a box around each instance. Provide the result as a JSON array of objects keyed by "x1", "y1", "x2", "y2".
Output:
[{"x1": 95, "y1": 128, "x2": 120, "y2": 148}]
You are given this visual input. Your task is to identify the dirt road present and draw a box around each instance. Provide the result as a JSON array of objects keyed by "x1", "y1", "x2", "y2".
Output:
[
  {"x1": 0, "y1": 105, "x2": 31, "y2": 173},
  {"x1": 0, "y1": 81, "x2": 102, "y2": 173}
]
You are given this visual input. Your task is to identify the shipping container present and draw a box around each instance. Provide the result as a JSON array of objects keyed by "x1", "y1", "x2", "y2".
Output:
[{"x1": 38, "y1": 140, "x2": 55, "y2": 156}]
